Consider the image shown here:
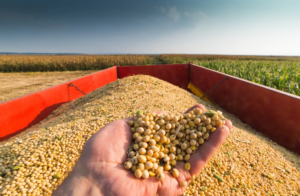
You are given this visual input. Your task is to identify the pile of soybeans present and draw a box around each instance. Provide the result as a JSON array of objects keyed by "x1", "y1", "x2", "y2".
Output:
[
  {"x1": 0, "y1": 75, "x2": 300, "y2": 196},
  {"x1": 124, "y1": 108, "x2": 226, "y2": 184}
]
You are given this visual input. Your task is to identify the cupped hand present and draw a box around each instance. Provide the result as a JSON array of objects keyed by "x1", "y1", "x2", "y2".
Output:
[{"x1": 52, "y1": 104, "x2": 232, "y2": 196}]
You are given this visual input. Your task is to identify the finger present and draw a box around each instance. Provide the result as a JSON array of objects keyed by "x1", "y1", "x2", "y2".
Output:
[
  {"x1": 158, "y1": 161, "x2": 193, "y2": 196},
  {"x1": 184, "y1": 104, "x2": 206, "y2": 114},
  {"x1": 224, "y1": 119, "x2": 232, "y2": 130},
  {"x1": 123, "y1": 116, "x2": 135, "y2": 123},
  {"x1": 188, "y1": 125, "x2": 230, "y2": 176},
  {"x1": 173, "y1": 161, "x2": 191, "y2": 188},
  {"x1": 156, "y1": 172, "x2": 183, "y2": 196}
]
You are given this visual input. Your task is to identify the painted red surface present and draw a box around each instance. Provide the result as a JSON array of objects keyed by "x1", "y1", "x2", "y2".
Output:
[
  {"x1": 118, "y1": 64, "x2": 189, "y2": 90},
  {"x1": 190, "y1": 64, "x2": 300, "y2": 154},
  {"x1": 0, "y1": 66, "x2": 117, "y2": 141}
]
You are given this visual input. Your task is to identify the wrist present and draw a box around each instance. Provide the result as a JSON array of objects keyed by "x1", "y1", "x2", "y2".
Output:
[
  {"x1": 52, "y1": 162, "x2": 104, "y2": 196},
  {"x1": 51, "y1": 172, "x2": 90, "y2": 196}
]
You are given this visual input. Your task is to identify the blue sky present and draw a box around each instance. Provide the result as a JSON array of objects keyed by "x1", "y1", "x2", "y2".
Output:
[{"x1": 0, "y1": 0, "x2": 300, "y2": 55}]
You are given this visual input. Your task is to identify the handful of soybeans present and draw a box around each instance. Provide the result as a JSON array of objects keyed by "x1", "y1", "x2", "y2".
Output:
[{"x1": 124, "y1": 108, "x2": 226, "y2": 183}]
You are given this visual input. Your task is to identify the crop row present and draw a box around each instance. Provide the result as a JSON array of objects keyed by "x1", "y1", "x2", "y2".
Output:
[
  {"x1": 0, "y1": 55, "x2": 154, "y2": 72},
  {"x1": 160, "y1": 55, "x2": 300, "y2": 96},
  {"x1": 1, "y1": 54, "x2": 299, "y2": 96}
]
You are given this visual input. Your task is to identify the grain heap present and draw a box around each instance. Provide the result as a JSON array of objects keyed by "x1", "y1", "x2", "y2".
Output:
[
  {"x1": 124, "y1": 109, "x2": 226, "y2": 183},
  {"x1": 0, "y1": 75, "x2": 300, "y2": 196}
]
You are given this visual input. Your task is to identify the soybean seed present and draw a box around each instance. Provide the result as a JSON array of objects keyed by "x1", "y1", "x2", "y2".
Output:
[
  {"x1": 124, "y1": 162, "x2": 132, "y2": 169},
  {"x1": 138, "y1": 155, "x2": 147, "y2": 163},
  {"x1": 171, "y1": 168, "x2": 179, "y2": 178},
  {"x1": 157, "y1": 172, "x2": 165, "y2": 181},
  {"x1": 138, "y1": 163, "x2": 145, "y2": 171},
  {"x1": 180, "y1": 181, "x2": 188, "y2": 187},
  {"x1": 142, "y1": 170, "x2": 149, "y2": 179},
  {"x1": 185, "y1": 163, "x2": 191, "y2": 170},
  {"x1": 145, "y1": 162, "x2": 153, "y2": 169},
  {"x1": 135, "y1": 169, "x2": 142, "y2": 178}
]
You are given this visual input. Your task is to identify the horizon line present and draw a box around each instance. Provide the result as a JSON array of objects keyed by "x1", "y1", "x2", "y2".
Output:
[{"x1": 1, "y1": 52, "x2": 300, "y2": 57}]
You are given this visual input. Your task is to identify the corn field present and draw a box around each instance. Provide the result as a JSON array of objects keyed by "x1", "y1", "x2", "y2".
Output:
[
  {"x1": 201, "y1": 61, "x2": 300, "y2": 96},
  {"x1": 1, "y1": 54, "x2": 300, "y2": 96},
  {"x1": 0, "y1": 55, "x2": 154, "y2": 72},
  {"x1": 160, "y1": 55, "x2": 300, "y2": 96}
]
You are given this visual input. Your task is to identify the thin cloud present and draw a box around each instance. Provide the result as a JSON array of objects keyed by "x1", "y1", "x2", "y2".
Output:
[
  {"x1": 196, "y1": 11, "x2": 209, "y2": 19},
  {"x1": 184, "y1": 11, "x2": 208, "y2": 20},
  {"x1": 155, "y1": 5, "x2": 180, "y2": 21},
  {"x1": 168, "y1": 6, "x2": 180, "y2": 21},
  {"x1": 182, "y1": 10, "x2": 210, "y2": 28},
  {"x1": 155, "y1": 6, "x2": 207, "y2": 23}
]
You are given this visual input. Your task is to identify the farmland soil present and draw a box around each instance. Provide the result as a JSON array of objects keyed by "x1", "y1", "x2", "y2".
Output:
[{"x1": 0, "y1": 70, "x2": 98, "y2": 103}]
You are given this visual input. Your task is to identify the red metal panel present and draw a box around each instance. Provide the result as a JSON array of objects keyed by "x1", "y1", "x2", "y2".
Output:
[
  {"x1": 0, "y1": 93, "x2": 47, "y2": 139},
  {"x1": 0, "y1": 66, "x2": 117, "y2": 141},
  {"x1": 190, "y1": 64, "x2": 300, "y2": 154},
  {"x1": 93, "y1": 66, "x2": 118, "y2": 89},
  {"x1": 118, "y1": 64, "x2": 189, "y2": 90}
]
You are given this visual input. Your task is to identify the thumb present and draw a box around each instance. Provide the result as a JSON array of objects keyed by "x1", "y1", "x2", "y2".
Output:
[{"x1": 188, "y1": 125, "x2": 230, "y2": 176}]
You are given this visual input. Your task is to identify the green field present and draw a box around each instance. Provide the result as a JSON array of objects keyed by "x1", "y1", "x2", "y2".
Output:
[
  {"x1": 160, "y1": 55, "x2": 300, "y2": 96},
  {"x1": 1, "y1": 54, "x2": 300, "y2": 96}
]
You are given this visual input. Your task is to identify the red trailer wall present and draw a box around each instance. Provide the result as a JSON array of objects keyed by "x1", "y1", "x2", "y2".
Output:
[
  {"x1": 118, "y1": 64, "x2": 189, "y2": 90},
  {"x1": 190, "y1": 64, "x2": 300, "y2": 154},
  {"x1": 0, "y1": 66, "x2": 117, "y2": 141}
]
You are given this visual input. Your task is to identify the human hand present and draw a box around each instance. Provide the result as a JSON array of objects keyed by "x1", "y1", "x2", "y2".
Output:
[{"x1": 52, "y1": 104, "x2": 232, "y2": 196}]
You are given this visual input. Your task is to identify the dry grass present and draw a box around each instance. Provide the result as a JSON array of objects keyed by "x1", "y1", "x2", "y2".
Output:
[
  {"x1": 0, "y1": 70, "x2": 98, "y2": 103},
  {"x1": 0, "y1": 75, "x2": 300, "y2": 196}
]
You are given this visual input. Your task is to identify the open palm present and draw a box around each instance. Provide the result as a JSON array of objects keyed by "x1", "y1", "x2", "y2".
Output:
[{"x1": 53, "y1": 104, "x2": 232, "y2": 196}]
